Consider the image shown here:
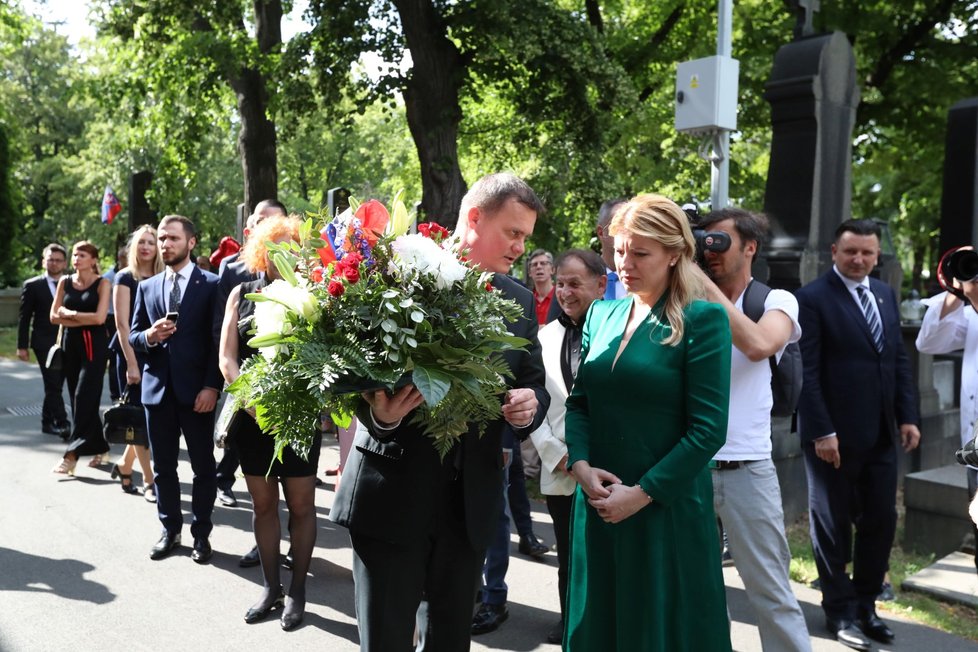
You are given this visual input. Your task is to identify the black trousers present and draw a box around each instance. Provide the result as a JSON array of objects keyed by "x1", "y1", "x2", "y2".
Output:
[
  {"x1": 32, "y1": 345, "x2": 68, "y2": 428},
  {"x1": 546, "y1": 493, "x2": 573, "y2": 620},
  {"x1": 804, "y1": 434, "x2": 897, "y2": 621},
  {"x1": 350, "y1": 485, "x2": 484, "y2": 652}
]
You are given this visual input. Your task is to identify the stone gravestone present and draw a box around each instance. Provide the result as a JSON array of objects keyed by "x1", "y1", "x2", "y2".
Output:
[
  {"x1": 128, "y1": 171, "x2": 157, "y2": 232},
  {"x1": 939, "y1": 98, "x2": 978, "y2": 257},
  {"x1": 761, "y1": 26, "x2": 860, "y2": 291}
]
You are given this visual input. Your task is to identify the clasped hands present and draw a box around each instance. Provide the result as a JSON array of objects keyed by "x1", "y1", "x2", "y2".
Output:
[
  {"x1": 363, "y1": 385, "x2": 538, "y2": 429},
  {"x1": 572, "y1": 461, "x2": 651, "y2": 524}
]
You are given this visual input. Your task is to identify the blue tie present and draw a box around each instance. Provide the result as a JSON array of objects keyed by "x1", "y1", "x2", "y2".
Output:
[
  {"x1": 856, "y1": 285, "x2": 884, "y2": 353},
  {"x1": 605, "y1": 272, "x2": 618, "y2": 300}
]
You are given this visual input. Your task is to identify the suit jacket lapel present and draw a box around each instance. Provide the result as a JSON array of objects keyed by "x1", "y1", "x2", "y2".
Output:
[{"x1": 827, "y1": 271, "x2": 877, "y2": 352}]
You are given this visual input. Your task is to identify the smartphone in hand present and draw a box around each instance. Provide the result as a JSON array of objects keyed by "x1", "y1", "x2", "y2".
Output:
[{"x1": 165, "y1": 311, "x2": 179, "y2": 323}]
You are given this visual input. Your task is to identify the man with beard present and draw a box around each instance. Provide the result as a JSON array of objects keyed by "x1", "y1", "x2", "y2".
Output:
[
  {"x1": 130, "y1": 215, "x2": 223, "y2": 564},
  {"x1": 17, "y1": 243, "x2": 71, "y2": 438}
]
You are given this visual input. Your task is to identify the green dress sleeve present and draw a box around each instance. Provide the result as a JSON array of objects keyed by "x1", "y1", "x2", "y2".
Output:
[{"x1": 637, "y1": 301, "x2": 731, "y2": 506}]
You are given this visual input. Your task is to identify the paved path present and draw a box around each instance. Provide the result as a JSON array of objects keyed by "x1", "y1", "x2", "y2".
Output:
[{"x1": 0, "y1": 358, "x2": 975, "y2": 651}]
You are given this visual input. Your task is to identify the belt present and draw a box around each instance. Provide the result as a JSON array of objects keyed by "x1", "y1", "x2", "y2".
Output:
[{"x1": 710, "y1": 459, "x2": 759, "y2": 470}]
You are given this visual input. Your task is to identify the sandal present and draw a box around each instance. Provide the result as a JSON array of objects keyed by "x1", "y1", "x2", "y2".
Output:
[
  {"x1": 88, "y1": 454, "x2": 103, "y2": 468},
  {"x1": 52, "y1": 457, "x2": 77, "y2": 475},
  {"x1": 111, "y1": 463, "x2": 139, "y2": 494},
  {"x1": 143, "y1": 484, "x2": 157, "y2": 503}
]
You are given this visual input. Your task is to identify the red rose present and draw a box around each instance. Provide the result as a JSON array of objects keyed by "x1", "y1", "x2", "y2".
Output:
[
  {"x1": 343, "y1": 266, "x2": 360, "y2": 283},
  {"x1": 310, "y1": 266, "x2": 324, "y2": 283},
  {"x1": 418, "y1": 222, "x2": 450, "y2": 242},
  {"x1": 327, "y1": 280, "x2": 345, "y2": 297},
  {"x1": 485, "y1": 282, "x2": 493, "y2": 292}
]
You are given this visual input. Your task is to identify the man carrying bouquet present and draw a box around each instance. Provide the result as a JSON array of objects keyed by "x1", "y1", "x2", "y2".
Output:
[{"x1": 330, "y1": 172, "x2": 550, "y2": 652}]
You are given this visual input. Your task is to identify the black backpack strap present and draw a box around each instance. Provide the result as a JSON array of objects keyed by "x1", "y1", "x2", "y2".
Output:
[{"x1": 741, "y1": 279, "x2": 771, "y2": 323}]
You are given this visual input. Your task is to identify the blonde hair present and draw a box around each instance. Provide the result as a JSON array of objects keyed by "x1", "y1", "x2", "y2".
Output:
[
  {"x1": 126, "y1": 225, "x2": 164, "y2": 281},
  {"x1": 241, "y1": 214, "x2": 302, "y2": 274},
  {"x1": 609, "y1": 193, "x2": 703, "y2": 346}
]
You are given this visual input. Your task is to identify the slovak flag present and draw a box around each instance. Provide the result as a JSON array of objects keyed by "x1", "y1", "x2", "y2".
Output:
[{"x1": 101, "y1": 185, "x2": 122, "y2": 225}]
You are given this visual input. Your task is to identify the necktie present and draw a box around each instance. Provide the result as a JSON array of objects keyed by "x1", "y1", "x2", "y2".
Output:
[
  {"x1": 604, "y1": 272, "x2": 618, "y2": 300},
  {"x1": 855, "y1": 285, "x2": 884, "y2": 353},
  {"x1": 168, "y1": 272, "x2": 181, "y2": 313}
]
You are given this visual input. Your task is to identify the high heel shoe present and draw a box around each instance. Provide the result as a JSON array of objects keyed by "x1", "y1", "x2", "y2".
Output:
[
  {"x1": 143, "y1": 485, "x2": 157, "y2": 503},
  {"x1": 52, "y1": 457, "x2": 77, "y2": 475},
  {"x1": 112, "y1": 464, "x2": 139, "y2": 494},
  {"x1": 244, "y1": 587, "x2": 285, "y2": 624}
]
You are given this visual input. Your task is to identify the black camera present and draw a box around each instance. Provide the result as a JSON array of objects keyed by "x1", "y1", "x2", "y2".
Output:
[
  {"x1": 956, "y1": 435, "x2": 978, "y2": 466},
  {"x1": 941, "y1": 247, "x2": 978, "y2": 282},
  {"x1": 682, "y1": 204, "x2": 731, "y2": 262}
]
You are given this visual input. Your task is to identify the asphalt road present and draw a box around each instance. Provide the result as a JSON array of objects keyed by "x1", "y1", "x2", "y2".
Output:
[{"x1": 0, "y1": 358, "x2": 974, "y2": 651}]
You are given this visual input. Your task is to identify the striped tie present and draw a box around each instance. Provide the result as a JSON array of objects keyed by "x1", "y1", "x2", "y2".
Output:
[{"x1": 856, "y1": 285, "x2": 884, "y2": 353}]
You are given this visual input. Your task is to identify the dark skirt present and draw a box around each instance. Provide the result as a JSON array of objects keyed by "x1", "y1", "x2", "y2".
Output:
[{"x1": 233, "y1": 411, "x2": 321, "y2": 477}]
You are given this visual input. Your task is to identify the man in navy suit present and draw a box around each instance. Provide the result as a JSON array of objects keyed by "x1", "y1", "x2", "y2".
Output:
[
  {"x1": 130, "y1": 215, "x2": 223, "y2": 563},
  {"x1": 796, "y1": 219, "x2": 921, "y2": 650},
  {"x1": 17, "y1": 243, "x2": 70, "y2": 437},
  {"x1": 330, "y1": 173, "x2": 550, "y2": 652}
]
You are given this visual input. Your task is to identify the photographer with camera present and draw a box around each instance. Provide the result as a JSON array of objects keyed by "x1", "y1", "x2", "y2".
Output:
[
  {"x1": 915, "y1": 245, "x2": 978, "y2": 570},
  {"x1": 693, "y1": 207, "x2": 812, "y2": 652}
]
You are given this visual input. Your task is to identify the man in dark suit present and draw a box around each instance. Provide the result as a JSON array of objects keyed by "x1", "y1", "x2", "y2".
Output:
[
  {"x1": 130, "y1": 215, "x2": 223, "y2": 564},
  {"x1": 330, "y1": 173, "x2": 550, "y2": 652},
  {"x1": 17, "y1": 243, "x2": 70, "y2": 437},
  {"x1": 796, "y1": 219, "x2": 921, "y2": 650}
]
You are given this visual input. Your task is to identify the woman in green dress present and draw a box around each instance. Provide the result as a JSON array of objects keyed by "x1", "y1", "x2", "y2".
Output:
[{"x1": 564, "y1": 194, "x2": 733, "y2": 651}]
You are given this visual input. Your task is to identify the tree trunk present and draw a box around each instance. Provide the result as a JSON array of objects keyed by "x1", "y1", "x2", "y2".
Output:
[
  {"x1": 227, "y1": 0, "x2": 283, "y2": 214},
  {"x1": 393, "y1": 0, "x2": 467, "y2": 227}
]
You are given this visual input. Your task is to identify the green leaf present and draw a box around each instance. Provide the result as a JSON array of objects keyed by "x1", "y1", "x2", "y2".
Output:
[{"x1": 413, "y1": 365, "x2": 452, "y2": 406}]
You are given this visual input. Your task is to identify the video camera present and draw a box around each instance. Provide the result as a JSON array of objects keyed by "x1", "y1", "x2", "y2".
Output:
[
  {"x1": 937, "y1": 246, "x2": 978, "y2": 305},
  {"x1": 682, "y1": 204, "x2": 731, "y2": 263}
]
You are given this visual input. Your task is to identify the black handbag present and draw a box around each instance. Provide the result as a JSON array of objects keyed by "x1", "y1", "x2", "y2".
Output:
[
  {"x1": 214, "y1": 398, "x2": 249, "y2": 449},
  {"x1": 103, "y1": 389, "x2": 148, "y2": 447},
  {"x1": 45, "y1": 325, "x2": 64, "y2": 371}
]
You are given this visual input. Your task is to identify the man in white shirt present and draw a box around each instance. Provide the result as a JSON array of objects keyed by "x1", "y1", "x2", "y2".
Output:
[
  {"x1": 697, "y1": 207, "x2": 812, "y2": 652},
  {"x1": 915, "y1": 263, "x2": 978, "y2": 575}
]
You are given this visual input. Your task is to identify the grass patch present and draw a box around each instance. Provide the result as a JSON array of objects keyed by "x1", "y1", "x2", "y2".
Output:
[
  {"x1": 786, "y1": 508, "x2": 978, "y2": 641},
  {"x1": 0, "y1": 326, "x2": 23, "y2": 361}
]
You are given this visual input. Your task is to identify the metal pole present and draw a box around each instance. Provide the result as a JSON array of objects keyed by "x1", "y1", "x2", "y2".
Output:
[{"x1": 712, "y1": 0, "x2": 733, "y2": 210}]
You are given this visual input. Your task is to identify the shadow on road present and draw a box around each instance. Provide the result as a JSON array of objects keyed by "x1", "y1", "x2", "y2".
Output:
[{"x1": 0, "y1": 546, "x2": 115, "y2": 604}]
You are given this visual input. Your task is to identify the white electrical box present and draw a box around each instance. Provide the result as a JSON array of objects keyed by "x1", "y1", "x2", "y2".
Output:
[{"x1": 674, "y1": 55, "x2": 739, "y2": 135}]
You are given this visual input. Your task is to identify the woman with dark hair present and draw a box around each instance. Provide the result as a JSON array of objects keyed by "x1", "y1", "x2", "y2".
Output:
[
  {"x1": 109, "y1": 225, "x2": 164, "y2": 499},
  {"x1": 51, "y1": 241, "x2": 112, "y2": 475},
  {"x1": 564, "y1": 194, "x2": 732, "y2": 650},
  {"x1": 218, "y1": 214, "x2": 320, "y2": 631}
]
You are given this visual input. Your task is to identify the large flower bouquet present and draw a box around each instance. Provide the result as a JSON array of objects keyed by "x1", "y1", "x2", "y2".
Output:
[{"x1": 225, "y1": 195, "x2": 529, "y2": 461}]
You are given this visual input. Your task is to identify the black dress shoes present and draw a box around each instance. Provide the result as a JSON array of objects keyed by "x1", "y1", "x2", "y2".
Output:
[
  {"x1": 546, "y1": 619, "x2": 564, "y2": 645},
  {"x1": 281, "y1": 602, "x2": 304, "y2": 631},
  {"x1": 826, "y1": 619, "x2": 871, "y2": 651},
  {"x1": 239, "y1": 545, "x2": 261, "y2": 568},
  {"x1": 244, "y1": 588, "x2": 285, "y2": 623},
  {"x1": 860, "y1": 611, "x2": 895, "y2": 643},
  {"x1": 471, "y1": 602, "x2": 509, "y2": 635},
  {"x1": 149, "y1": 532, "x2": 181, "y2": 560},
  {"x1": 191, "y1": 538, "x2": 213, "y2": 564},
  {"x1": 517, "y1": 534, "x2": 548, "y2": 560}
]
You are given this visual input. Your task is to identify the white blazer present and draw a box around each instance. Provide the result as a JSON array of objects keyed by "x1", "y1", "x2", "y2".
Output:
[
  {"x1": 530, "y1": 319, "x2": 578, "y2": 496},
  {"x1": 916, "y1": 291, "x2": 978, "y2": 450}
]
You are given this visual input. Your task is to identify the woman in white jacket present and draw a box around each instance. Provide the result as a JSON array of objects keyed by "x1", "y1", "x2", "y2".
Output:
[
  {"x1": 530, "y1": 248, "x2": 607, "y2": 644},
  {"x1": 915, "y1": 275, "x2": 978, "y2": 572}
]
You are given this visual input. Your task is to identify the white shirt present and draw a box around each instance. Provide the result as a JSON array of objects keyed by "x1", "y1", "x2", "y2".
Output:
[
  {"x1": 43, "y1": 273, "x2": 60, "y2": 298},
  {"x1": 916, "y1": 292, "x2": 978, "y2": 459},
  {"x1": 832, "y1": 265, "x2": 883, "y2": 326},
  {"x1": 714, "y1": 285, "x2": 801, "y2": 460}
]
